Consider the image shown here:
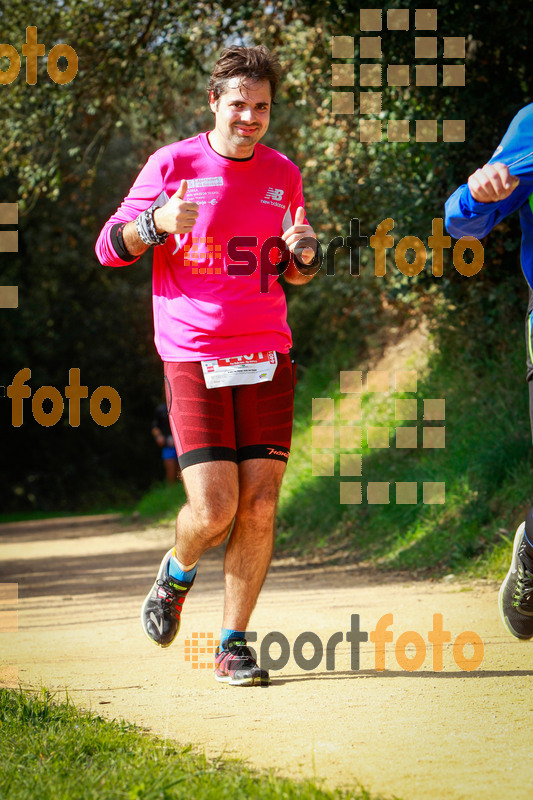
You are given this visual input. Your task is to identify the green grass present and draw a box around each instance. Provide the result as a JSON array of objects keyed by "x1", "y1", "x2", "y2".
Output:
[
  {"x1": 133, "y1": 482, "x2": 187, "y2": 525},
  {"x1": 0, "y1": 688, "x2": 392, "y2": 800}
]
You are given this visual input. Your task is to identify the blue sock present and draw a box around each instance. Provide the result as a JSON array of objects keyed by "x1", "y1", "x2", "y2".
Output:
[
  {"x1": 168, "y1": 553, "x2": 197, "y2": 584},
  {"x1": 220, "y1": 628, "x2": 246, "y2": 650}
]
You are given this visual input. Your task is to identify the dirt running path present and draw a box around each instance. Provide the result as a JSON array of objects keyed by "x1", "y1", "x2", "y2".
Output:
[{"x1": 1, "y1": 516, "x2": 531, "y2": 800}]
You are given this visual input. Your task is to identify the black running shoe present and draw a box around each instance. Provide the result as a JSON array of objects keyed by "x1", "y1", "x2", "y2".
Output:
[
  {"x1": 214, "y1": 640, "x2": 270, "y2": 686},
  {"x1": 141, "y1": 549, "x2": 195, "y2": 647},
  {"x1": 498, "y1": 523, "x2": 533, "y2": 640}
]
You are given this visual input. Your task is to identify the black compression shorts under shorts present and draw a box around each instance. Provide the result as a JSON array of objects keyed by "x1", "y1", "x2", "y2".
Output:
[{"x1": 164, "y1": 353, "x2": 296, "y2": 470}]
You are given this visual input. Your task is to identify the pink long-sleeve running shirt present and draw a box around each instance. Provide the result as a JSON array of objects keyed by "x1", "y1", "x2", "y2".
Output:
[{"x1": 95, "y1": 132, "x2": 307, "y2": 362}]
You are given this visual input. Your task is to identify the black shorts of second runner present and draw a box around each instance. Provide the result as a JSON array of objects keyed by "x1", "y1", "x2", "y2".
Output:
[{"x1": 164, "y1": 353, "x2": 296, "y2": 470}]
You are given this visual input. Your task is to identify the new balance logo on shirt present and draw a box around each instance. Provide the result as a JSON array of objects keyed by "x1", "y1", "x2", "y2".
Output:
[
  {"x1": 261, "y1": 187, "x2": 285, "y2": 208},
  {"x1": 265, "y1": 187, "x2": 284, "y2": 201}
]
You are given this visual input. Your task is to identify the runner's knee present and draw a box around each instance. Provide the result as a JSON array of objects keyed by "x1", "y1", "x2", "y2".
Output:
[
  {"x1": 237, "y1": 483, "x2": 281, "y2": 520},
  {"x1": 189, "y1": 493, "x2": 238, "y2": 542}
]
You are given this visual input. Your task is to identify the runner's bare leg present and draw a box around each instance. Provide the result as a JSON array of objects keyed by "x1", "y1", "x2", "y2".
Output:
[
  {"x1": 173, "y1": 457, "x2": 285, "y2": 632},
  {"x1": 222, "y1": 458, "x2": 286, "y2": 631},
  {"x1": 174, "y1": 461, "x2": 239, "y2": 564}
]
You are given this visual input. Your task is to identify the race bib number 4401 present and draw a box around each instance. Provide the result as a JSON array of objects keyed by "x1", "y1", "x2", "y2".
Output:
[{"x1": 201, "y1": 352, "x2": 277, "y2": 388}]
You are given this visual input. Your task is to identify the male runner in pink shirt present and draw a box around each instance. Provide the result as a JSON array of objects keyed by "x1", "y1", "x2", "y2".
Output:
[{"x1": 96, "y1": 45, "x2": 317, "y2": 686}]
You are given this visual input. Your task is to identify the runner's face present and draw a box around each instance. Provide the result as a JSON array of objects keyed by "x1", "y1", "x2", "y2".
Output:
[{"x1": 209, "y1": 78, "x2": 271, "y2": 157}]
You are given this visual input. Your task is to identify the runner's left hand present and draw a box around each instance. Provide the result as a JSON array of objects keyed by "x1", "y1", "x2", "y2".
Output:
[
  {"x1": 282, "y1": 206, "x2": 317, "y2": 264},
  {"x1": 468, "y1": 162, "x2": 520, "y2": 203}
]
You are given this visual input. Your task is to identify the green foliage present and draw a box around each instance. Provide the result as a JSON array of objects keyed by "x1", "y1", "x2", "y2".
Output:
[
  {"x1": 135, "y1": 481, "x2": 187, "y2": 522},
  {"x1": 0, "y1": 688, "x2": 391, "y2": 800}
]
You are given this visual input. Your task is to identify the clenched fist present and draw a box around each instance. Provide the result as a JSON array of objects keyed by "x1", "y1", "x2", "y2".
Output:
[
  {"x1": 468, "y1": 162, "x2": 520, "y2": 203},
  {"x1": 153, "y1": 180, "x2": 199, "y2": 235}
]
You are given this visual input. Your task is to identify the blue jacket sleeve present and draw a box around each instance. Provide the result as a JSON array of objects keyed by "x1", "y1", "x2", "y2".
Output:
[
  {"x1": 445, "y1": 182, "x2": 531, "y2": 239},
  {"x1": 445, "y1": 103, "x2": 533, "y2": 239}
]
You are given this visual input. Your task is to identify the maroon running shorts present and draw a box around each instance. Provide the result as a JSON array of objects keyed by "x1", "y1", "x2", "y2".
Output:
[{"x1": 164, "y1": 353, "x2": 296, "y2": 470}]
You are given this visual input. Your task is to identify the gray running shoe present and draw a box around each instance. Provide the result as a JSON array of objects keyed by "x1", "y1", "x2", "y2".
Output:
[
  {"x1": 141, "y1": 549, "x2": 195, "y2": 647},
  {"x1": 498, "y1": 523, "x2": 533, "y2": 639}
]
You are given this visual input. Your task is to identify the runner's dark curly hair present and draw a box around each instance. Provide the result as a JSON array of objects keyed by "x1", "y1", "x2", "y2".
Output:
[{"x1": 208, "y1": 45, "x2": 282, "y2": 104}]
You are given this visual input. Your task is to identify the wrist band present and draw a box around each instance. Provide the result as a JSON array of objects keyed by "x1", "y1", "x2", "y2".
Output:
[
  {"x1": 110, "y1": 222, "x2": 137, "y2": 262},
  {"x1": 135, "y1": 207, "x2": 169, "y2": 246}
]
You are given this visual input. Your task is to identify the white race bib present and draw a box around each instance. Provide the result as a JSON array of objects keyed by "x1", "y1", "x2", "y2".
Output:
[{"x1": 201, "y1": 351, "x2": 278, "y2": 388}]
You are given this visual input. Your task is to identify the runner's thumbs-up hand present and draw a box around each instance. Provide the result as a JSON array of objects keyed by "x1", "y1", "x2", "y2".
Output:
[
  {"x1": 174, "y1": 179, "x2": 188, "y2": 200},
  {"x1": 281, "y1": 205, "x2": 317, "y2": 264},
  {"x1": 153, "y1": 180, "x2": 199, "y2": 235}
]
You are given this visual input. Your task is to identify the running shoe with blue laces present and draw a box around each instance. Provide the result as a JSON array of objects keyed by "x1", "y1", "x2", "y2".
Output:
[
  {"x1": 214, "y1": 640, "x2": 270, "y2": 686},
  {"x1": 498, "y1": 523, "x2": 533, "y2": 640},
  {"x1": 141, "y1": 548, "x2": 195, "y2": 647}
]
